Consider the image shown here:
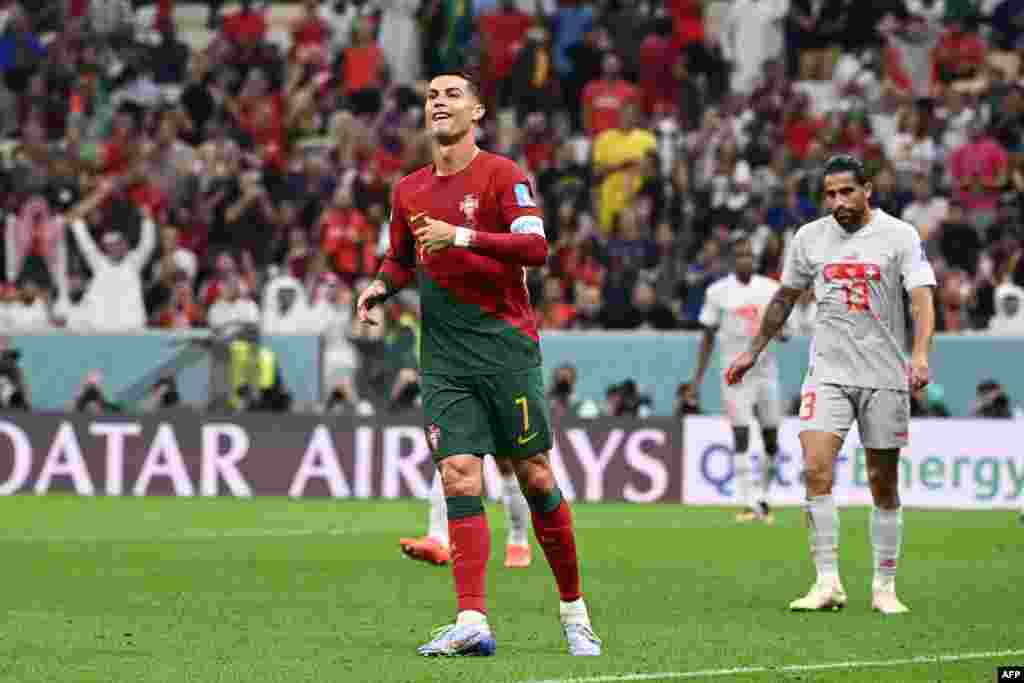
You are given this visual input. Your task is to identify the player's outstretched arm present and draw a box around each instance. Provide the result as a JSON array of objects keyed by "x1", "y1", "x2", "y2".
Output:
[
  {"x1": 908, "y1": 285, "x2": 935, "y2": 392},
  {"x1": 749, "y1": 286, "x2": 803, "y2": 356},
  {"x1": 688, "y1": 326, "x2": 717, "y2": 401},
  {"x1": 360, "y1": 190, "x2": 417, "y2": 324}
]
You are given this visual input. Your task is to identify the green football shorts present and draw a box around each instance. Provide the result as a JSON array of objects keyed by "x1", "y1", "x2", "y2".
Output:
[{"x1": 421, "y1": 365, "x2": 553, "y2": 462}]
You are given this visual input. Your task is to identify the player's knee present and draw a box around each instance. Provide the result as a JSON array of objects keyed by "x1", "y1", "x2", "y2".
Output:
[
  {"x1": 802, "y1": 453, "x2": 834, "y2": 494},
  {"x1": 440, "y1": 457, "x2": 483, "y2": 497},
  {"x1": 732, "y1": 427, "x2": 750, "y2": 454},
  {"x1": 762, "y1": 428, "x2": 779, "y2": 455},
  {"x1": 866, "y1": 465, "x2": 899, "y2": 504},
  {"x1": 514, "y1": 455, "x2": 556, "y2": 496}
]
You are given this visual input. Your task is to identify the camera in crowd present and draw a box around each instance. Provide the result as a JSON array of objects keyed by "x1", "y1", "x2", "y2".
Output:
[
  {"x1": 0, "y1": 348, "x2": 29, "y2": 411},
  {"x1": 150, "y1": 375, "x2": 181, "y2": 410},
  {"x1": 549, "y1": 363, "x2": 577, "y2": 401},
  {"x1": 606, "y1": 379, "x2": 652, "y2": 418},
  {"x1": 971, "y1": 379, "x2": 1018, "y2": 419},
  {"x1": 74, "y1": 372, "x2": 117, "y2": 414}
]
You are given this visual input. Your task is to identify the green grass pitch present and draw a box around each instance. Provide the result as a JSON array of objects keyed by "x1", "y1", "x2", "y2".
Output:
[{"x1": 0, "y1": 496, "x2": 1020, "y2": 682}]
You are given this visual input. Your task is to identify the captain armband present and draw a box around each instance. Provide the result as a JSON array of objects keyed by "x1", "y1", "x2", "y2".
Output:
[{"x1": 510, "y1": 215, "x2": 545, "y2": 237}]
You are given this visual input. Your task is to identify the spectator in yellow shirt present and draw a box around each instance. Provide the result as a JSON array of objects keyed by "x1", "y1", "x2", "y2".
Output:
[{"x1": 591, "y1": 104, "x2": 657, "y2": 234}]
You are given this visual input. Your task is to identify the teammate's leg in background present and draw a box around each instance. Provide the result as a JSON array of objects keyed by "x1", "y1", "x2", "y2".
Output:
[
  {"x1": 866, "y1": 448, "x2": 909, "y2": 614},
  {"x1": 790, "y1": 430, "x2": 848, "y2": 611},
  {"x1": 732, "y1": 426, "x2": 757, "y2": 521},
  {"x1": 417, "y1": 455, "x2": 496, "y2": 657},
  {"x1": 757, "y1": 427, "x2": 779, "y2": 523},
  {"x1": 514, "y1": 453, "x2": 601, "y2": 656},
  {"x1": 495, "y1": 456, "x2": 531, "y2": 567},
  {"x1": 755, "y1": 380, "x2": 784, "y2": 524},
  {"x1": 400, "y1": 469, "x2": 451, "y2": 565}
]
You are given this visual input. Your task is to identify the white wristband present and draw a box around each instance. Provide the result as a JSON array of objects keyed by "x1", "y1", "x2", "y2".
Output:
[{"x1": 454, "y1": 226, "x2": 474, "y2": 248}]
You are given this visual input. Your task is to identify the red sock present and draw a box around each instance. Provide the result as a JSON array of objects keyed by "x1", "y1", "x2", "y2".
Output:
[
  {"x1": 156, "y1": 0, "x2": 173, "y2": 22},
  {"x1": 449, "y1": 514, "x2": 490, "y2": 614},
  {"x1": 532, "y1": 500, "x2": 582, "y2": 602}
]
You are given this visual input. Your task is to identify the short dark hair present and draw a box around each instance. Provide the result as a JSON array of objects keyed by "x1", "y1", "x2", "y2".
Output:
[
  {"x1": 429, "y1": 71, "x2": 480, "y2": 100},
  {"x1": 823, "y1": 154, "x2": 868, "y2": 185}
]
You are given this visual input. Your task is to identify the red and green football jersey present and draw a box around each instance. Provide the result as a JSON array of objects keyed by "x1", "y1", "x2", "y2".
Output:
[{"x1": 385, "y1": 151, "x2": 544, "y2": 376}]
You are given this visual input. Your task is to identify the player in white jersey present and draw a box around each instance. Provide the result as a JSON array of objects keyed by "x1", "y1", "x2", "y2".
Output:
[
  {"x1": 688, "y1": 237, "x2": 787, "y2": 524},
  {"x1": 725, "y1": 156, "x2": 936, "y2": 616}
]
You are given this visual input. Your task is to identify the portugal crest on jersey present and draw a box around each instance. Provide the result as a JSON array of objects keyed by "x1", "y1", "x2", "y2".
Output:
[
  {"x1": 459, "y1": 194, "x2": 479, "y2": 227},
  {"x1": 426, "y1": 423, "x2": 441, "y2": 452}
]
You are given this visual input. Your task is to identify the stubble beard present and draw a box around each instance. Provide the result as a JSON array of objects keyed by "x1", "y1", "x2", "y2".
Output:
[
  {"x1": 834, "y1": 206, "x2": 866, "y2": 232},
  {"x1": 431, "y1": 124, "x2": 469, "y2": 148}
]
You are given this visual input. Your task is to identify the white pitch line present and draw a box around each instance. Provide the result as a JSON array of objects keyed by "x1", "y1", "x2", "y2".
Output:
[{"x1": 522, "y1": 649, "x2": 1024, "y2": 683}]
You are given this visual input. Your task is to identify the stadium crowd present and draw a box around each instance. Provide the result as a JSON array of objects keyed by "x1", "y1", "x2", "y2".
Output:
[{"x1": 1, "y1": 0, "x2": 1024, "y2": 412}]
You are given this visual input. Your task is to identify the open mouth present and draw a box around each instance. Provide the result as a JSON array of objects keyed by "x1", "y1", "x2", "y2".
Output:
[{"x1": 432, "y1": 113, "x2": 451, "y2": 121}]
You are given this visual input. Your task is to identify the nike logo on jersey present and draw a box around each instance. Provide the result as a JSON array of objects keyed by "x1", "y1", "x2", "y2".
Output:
[{"x1": 518, "y1": 432, "x2": 538, "y2": 445}]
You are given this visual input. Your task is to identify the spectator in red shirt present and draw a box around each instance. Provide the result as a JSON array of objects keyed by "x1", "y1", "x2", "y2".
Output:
[
  {"x1": 478, "y1": 0, "x2": 533, "y2": 105},
  {"x1": 341, "y1": 19, "x2": 386, "y2": 106},
  {"x1": 638, "y1": 18, "x2": 679, "y2": 115},
  {"x1": 668, "y1": 0, "x2": 706, "y2": 51},
  {"x1": 235, "y1": 68, "x2": 287, "y2": 171},
  {"x1": 198, "y1": 252, "x2": 238, "y2": 309},
  {"x1": 947, "y1": 119, "x2": 1010, "y2": 224},
  {"x1": 782, "y1": 93, "x2": 824, "y2": 160},
  {"x1": 581, "y1": 53, "x2": 641, "y2": 137},
  {"x1": 318, "y1": 185, "x2": 376, "y2": 284},
  {"x1": 537, "y1": 275, "x2": 576, "y2": 330},
  {"x1": 221, "y1": 0, "x2": 267, "y2": 49},
  {"x1": 98, "y1": 106, "x2": 141, "y2": 176},
  {"x1": 932, "y1": 16, "x2": 987, "y2": 92},
  {"x1": 289, "y1": 0, "x2": 331, "y2": 66}
]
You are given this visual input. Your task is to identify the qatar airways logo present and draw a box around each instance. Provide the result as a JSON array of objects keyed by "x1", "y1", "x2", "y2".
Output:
[{"x1": 0, "y1": 417, "x2": 683, "y2": 503}]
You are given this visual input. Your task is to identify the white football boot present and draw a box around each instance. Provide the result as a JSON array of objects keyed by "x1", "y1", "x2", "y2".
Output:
[
  {"x1": 871, "y1": 579, "x2": 909, "y2": 614},
  {"x1": 789, "y1": 576, "x2": 847, "y2": 611}
]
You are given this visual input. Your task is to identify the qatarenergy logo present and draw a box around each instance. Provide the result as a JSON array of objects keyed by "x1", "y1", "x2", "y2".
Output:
[{"x1": 699, "y1": 444, "x2": 1024, "y2": 502}]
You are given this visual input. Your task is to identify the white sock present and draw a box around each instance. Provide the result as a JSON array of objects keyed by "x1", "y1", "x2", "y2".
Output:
[
  {"x1": 559, "y1": 597, "x2": 591, "y2": 626},
  {"x1": 456, "y1": 610, "x2": 488, "y2": 626},
  {"x1": 427, "y1": 471, "x2": 449, "y2": 546},
  {"x1": 734, "y1": 451, "x2": 754, "y2": 508},
  {"x1": 501, "y1": 472, "x2": 530, "y2": 547},
  {"x1": 758, "y1": 453, "x2": 776, "y2": 505},
  {"x1": 806, "y1": 494, "x2": 840, "y2": 582},
  {"x1": 871, "y1": 506, "x2": 902, "y2": 591}
]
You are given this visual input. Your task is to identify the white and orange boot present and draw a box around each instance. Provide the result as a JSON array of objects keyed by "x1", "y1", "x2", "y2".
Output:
[{"x1": 399, "y1": 536, "x2": 450, "y2": 565}]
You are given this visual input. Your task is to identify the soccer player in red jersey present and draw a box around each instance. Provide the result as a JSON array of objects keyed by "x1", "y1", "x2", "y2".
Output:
[{"x1": 356, "y1": 73, "x2": 601, "y2": 657}]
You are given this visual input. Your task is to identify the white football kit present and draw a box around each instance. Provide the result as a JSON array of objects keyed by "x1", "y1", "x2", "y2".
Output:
[
  {"x1": 781, "y1": 209, "x2": 936, "y2": 448},
  {"x1": 700, "y1": 273, "x2": 784, "y2": 428}
]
